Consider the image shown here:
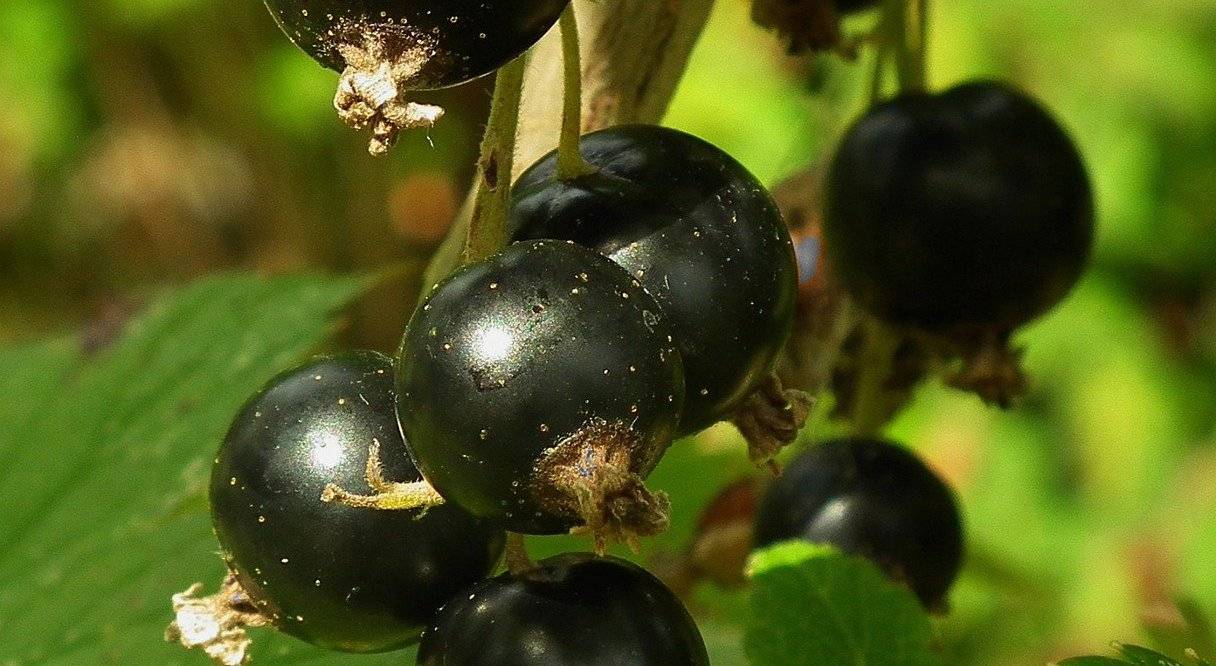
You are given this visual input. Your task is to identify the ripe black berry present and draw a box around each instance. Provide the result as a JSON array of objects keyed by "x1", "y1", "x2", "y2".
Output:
[
  {"x1": 266, "y1": 1, "x2": 566, "y2": 87},
  {"x1": 417, "y1": 553, "x2": 710, "y2": 665},
  {"x1": 263, "y1": 0, "x2": 569, "y2": 153},
  {"x1": 209, "y1": 351, "x2": 505, "y2": 652},
  {"x1": 753, "y1": 437, "x2": 963, "y2": 609},
  {"x1": 510, "y1": 125, "x2": 801, "y2": 453},
  {"x1": 397, "y1": 240, "x2": 684, "y2": 544},
  {"x1": 824, "y1": 81, "x2": 1094, "y2": 334}
]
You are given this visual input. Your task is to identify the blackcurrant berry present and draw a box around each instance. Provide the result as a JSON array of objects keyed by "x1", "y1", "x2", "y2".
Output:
[
  {"x1": 753, "y1": 437, "x2": 963, "y2": 609},
  {"x1": 263, "y1": 0, "x2": 569, "y2": 153},
  {"x1": 510, "y1": 125, "x2": 800, "y2": 443},
  {"x1": 265, "y1": 0, "x2": 566, "y2": 87},
  {"x1": 209, "y1": 351, "x2": 505, "y2": 652},
  {"x1": 397, "y1": 240, "x2": 684, "y2": 543},
  {"x1": 417, "y1": 553, "x2": 710, "y2": 665},
  {"x1": 824, "y1": 81, "x2": 1094, "y2": 334}
]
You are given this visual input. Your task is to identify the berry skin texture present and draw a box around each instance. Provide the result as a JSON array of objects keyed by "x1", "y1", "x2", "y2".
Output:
[
  {"x1": 753, "y1": 438, "x2": 963, "y2": 609},
  {"x1": 210, "y1": 351, "x2": 505, "y2": 653},
  {"x1": 417, "y1": 553, "x2": 710, "y2": 666},
  {"x1": 510, "y1": 125, "x2": 798, "y2": 435},
  {"x1": 397, "y1": 240, "x2": 684, "y2": 539},
  {"x1": 824, "y1": 81, "x2": 1094, "y2": 334},
  {"x1": 264, "y1": 0, "x2": 569, "y2": 89}
]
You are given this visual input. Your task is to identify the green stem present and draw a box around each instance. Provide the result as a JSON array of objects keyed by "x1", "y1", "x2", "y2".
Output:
[
  {"x1": 851, "y1": 317, "x2": 902, "y2": 437},
  {"x1": 917, "y1": 0, "x2": 930, "y2": 87},
  {"x1": 868, "y1": 38, "x2": 888, "y2": 105},
  {"x1": 556, "y1": 4, "x2": 595, "y2": 180},
  {"x1": 893, "y1": 0, "x2": 927, "y2": 92},
  {"x1": 462, "y1": 55, "x2": 529, "y2": 266}
]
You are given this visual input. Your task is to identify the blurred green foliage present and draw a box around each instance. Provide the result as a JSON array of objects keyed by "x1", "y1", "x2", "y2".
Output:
[{"x1": 1, "y1": 0, "x2": 1215, "y2": 664}]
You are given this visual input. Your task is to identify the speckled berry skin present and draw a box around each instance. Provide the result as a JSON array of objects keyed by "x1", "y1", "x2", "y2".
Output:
[
  {"x1": 263, "y1": 0, "x2": 570, "y2": 89},
  {"x1": 824, "y1": 81, "x2": 1094, "y2": 333},
  {"x1": 754, "y1": 438, "x2": 963, "y2": 609},
  {"x1": 510, "y1": 125, "x2": 797, "y2": 435},
  {"x1": 417, "y1": 554, "x2": 710, "y2": 665},
  {"x1": 210, "y1": 351, "x2": 504, "y2": 653},
  {"x1": 397, "y1": 240, "x2": 684, "y2": 535}
]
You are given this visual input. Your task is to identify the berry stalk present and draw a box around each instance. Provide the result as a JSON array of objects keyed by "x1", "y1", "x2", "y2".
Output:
[
  {"x1": 849, "y1": 318, "x2": 903, "y2": 436},
  {"x1": 896, "y1": 0, "x2": 928, "y2": 92},
  {"x1": 556, "y1": 5, "x2": 596, "y2": 180}
]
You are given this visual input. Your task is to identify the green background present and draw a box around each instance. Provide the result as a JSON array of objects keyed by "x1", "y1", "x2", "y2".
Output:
[{"x1": 1, "y1": 0, "x2": 1215, "y2": 664}]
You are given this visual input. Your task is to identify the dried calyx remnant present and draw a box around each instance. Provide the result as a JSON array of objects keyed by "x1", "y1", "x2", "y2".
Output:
[
  {"x1": 264, "y1": 1, "x2": 569, "y2": 155},
  {"x1": 751, "y1": 0, "x2": 849, "y2": 55},
  {"x1": 534, "y1": 418, "x2": 671, "y2": 553},
  {"x1": 329, "y1": 23, "x2": 442, "y2": 156},
  {"x1": 731, "y1": 375, "x2": 814, "y2": 470},
  {"x1": 931, "y1": 327, "x2": 1029, "y2": 408},
  {"x1": 318, "y1": 437, "x2": 446, "y2": 511},
  {"x1": 166, "y1": 573, "x2": 269, "y2": 666}
]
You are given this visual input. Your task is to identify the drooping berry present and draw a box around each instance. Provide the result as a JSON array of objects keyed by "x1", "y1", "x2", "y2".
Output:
[
  {"x1": 205, "y1": 351, "x2": 504, "y2": 653},
  {"x1": 262, "y1": 0, "x2": 570, "y2": 153},
  {"x1": 397, "y1": 240, "x2": 684, "y2": 545},
  {"x1": 417, "y1": 553, "x2": 710, "y2": 665},
  {"x1": 824, "y1": 81, "x2": 1094, "y2": 335},
  {"x1": 510, "y1": 125, "x2": 803, "y2": 461},
  {"x1": 753, "y1": 437, "x2": 963, "y2": 609}
]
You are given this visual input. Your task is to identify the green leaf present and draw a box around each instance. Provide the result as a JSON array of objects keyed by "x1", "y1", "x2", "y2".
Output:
[
  {"x1": 744, "y1": 541, "x2": 939, "y2": 666},
  {"x1": 1057, "y1": 644, "x2": 1212, "y2": 666},
  {"x1": 0, "y1": 272, "x2": 418, "y2": 664},
  {"x1": 1115, "y1": 644, "x2": 1185, "y2": 665}
]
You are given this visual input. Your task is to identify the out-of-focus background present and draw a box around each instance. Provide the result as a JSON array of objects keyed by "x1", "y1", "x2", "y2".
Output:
[{"x1": 2, "y1": 0, "x2": 1215, "y2": 664}]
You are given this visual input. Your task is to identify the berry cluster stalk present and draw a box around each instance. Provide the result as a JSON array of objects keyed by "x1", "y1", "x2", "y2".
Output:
[
  {"x1": 849, "y1": 0, "x2": 929, "y2": 435},
  {"x1": 423, "y1": 0, "x2": 715, "y2": 292},
  {"x1": 463, "y1": 55, "x2": 529, "y2": 266}
]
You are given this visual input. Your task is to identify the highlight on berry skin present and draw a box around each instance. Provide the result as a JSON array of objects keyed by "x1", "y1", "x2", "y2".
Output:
[
  {"x1": 395, "y1": 240, "x2": 684, "y2": 551},
  {"x1": 754, "y1": 437, "x2": 964, "y2": 610},
  {"x1": 510, "y1": 125, "x2": 812, "y2": 466},
  {"x1": 168, "y1": 352, "x2": 504, "y2": 661}
]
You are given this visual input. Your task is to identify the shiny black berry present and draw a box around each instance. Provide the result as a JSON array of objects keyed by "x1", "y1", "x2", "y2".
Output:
[
  {"x1": 417, "y1": 553, "x2": 710, "y2": 665},
  {"x1": 397, "y1": 240, "x2": 684, "y2": 541},
  {"x1": 753, "y1": 437, "x2": 963, "y2": 609},
  {"x1": 210, "y1": 351, "x2": 505, "y2": 652},
  {"x1": 510, "y1": 125, "x2": 798, "y2": 435},
  {"x1": 824, "y1": 81, "x2": 1094, "y2": 333},
  {"x1": 264, "y1": 0, "x2": 569, "y2": 89}
]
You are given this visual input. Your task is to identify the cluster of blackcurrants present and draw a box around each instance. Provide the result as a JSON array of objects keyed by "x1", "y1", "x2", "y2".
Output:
[
  {"x1": 168, "y1": 0, "x2": 1094, "y2": 663},
  {"x1": 195, "y1": 119, "x2": 804, "y2": 666}
]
